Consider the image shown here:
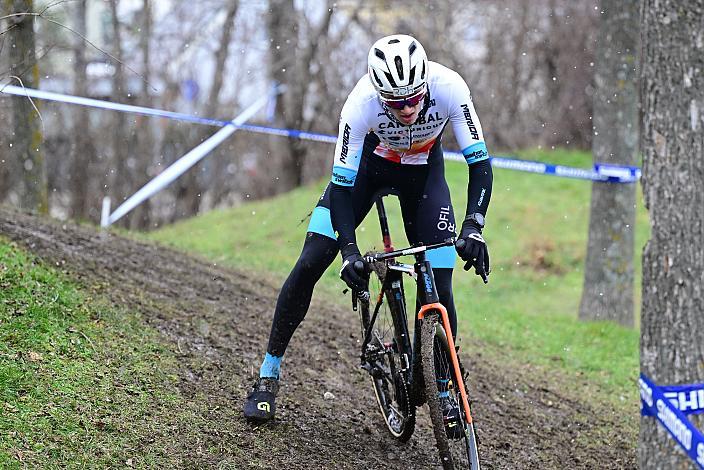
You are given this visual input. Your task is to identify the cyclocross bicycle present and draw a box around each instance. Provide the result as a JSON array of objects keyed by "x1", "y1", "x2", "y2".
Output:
[{"x1": 351, "y1": 195, "x2": 481, "y2": 470}]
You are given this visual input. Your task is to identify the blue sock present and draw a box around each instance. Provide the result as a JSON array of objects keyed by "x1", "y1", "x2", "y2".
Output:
[
  {"x1": 260, "y1": 352, "x2": 282, "y2": 379},
  {"x1": 437, "y1": 378, "x2": 449, "y2": 398}
]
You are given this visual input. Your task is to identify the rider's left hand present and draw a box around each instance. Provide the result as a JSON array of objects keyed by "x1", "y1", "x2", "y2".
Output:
[{"x1": 455, "y1": 222, "x2": 490, "y2": 283}]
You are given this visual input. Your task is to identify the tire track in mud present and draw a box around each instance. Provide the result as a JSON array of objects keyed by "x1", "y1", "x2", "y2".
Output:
[{"x1": 0, "y1": 208, "x2": 636, "y2": 469}]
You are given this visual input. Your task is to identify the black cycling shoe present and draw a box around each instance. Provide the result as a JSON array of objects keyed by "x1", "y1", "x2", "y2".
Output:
[
  {"x1": 244, "y1": 377, "x2": 279, "y2": 423},
  {"x1": 440, "y1": 395, "x2": 463, "y2": 439}
]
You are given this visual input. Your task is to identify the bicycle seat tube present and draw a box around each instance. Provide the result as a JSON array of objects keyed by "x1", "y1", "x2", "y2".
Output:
[{"x1": 375, "y1": 196, "x2": 395, "y2": 253}]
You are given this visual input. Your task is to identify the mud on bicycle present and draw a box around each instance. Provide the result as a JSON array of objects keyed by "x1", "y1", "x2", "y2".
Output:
[{"x1": 350, "y1": 195, "x2": 482, "y2": 470}]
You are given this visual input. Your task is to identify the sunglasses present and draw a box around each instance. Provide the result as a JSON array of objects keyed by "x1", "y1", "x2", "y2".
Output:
[{"x1": 380, "y1": 88, "x2": 426, "y2": 110}]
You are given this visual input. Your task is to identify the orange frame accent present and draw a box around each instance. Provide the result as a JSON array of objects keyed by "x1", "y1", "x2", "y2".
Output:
[{"x1": 417, "y1": 302, "x2": 473, "y2": 424}]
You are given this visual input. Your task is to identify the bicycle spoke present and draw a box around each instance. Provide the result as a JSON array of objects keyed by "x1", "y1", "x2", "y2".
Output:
[{"x1": 357, "y1": 260, "x2": 415, "y2": 441}]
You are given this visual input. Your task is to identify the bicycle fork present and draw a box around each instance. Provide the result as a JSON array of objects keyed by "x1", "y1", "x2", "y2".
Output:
[{"x1": 415, "y1": 260, "x2": 474, "y2": 426}]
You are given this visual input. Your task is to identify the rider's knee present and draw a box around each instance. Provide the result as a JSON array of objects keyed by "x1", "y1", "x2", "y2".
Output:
[{"x1": 296, "y1": 232, "x2": 337, "y2": 274}]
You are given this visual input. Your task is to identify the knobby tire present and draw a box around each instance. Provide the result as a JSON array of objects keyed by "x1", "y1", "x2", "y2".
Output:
[{"x1": 421, "y1": 315, "x2": 480, "y2": 470}]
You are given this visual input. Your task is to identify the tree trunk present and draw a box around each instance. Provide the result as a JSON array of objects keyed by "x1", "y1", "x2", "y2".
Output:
[
  {"x1": 128, "y1": 0, "x2": 153, "y2": 230},
  {"x1": 203, "y1": 1, "x2": 239, "y2": 211},
  {"x1": 0, "y1": 3, "x2": 10, "y2": 201},
  {"x1": 639, "y1": 1, "x2": 704, "y2": 468},
  {"x1": 206, "y1": 2, "x2": 238, "y2": 115},
  {"x1": 267, "y1": 0, "x2": 335, "y2": 190},
  {"x1": 267, "y1": 0, "x2": 302, "y2": 191},
  {"x1": 579, "y1": 0, "x2": 639, "y2": 326},
  {"x1": 108, "y1": 0, "x2": 130, "y2": 224},
  {"x1": 69, "y1": 0, "x2": 94, "y2": 221},
  {"x1": 6, "y1": 0, "x2": 47, "y2": 214},
  {"x1": 173, "y1": 1, "x2": 239, "y2": 221}
]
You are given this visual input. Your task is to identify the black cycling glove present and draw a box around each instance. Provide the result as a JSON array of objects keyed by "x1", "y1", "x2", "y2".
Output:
[
  {"x1": 339, "y1": 243, "x2": 368, "y2": 292},
  {"x1": 455, "y1": 218, "x2": 490, "y2": 283}
]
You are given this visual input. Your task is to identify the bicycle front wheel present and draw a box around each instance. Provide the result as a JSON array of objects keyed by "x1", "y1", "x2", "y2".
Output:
[
  {"x1": 358, "y1": 259, "x2": 415, "y2": 441},
  {"x1": 421, "y1": 314, "x2": 480, "y2": 470}
]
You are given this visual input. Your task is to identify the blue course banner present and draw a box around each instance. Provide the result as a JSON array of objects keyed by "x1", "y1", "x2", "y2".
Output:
[
  {"x1": 640, "y1": 373, "x2": 704, "y2": 469},
  {"x1": 0, "y1": 84, "x2": 642, "y2": 184},
  {"x1": 642, "y1": 382, "x2": 704, "y2": 417}
]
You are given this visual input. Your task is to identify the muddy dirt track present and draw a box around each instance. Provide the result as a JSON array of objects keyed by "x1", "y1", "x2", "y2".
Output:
[{"x1": 0, "y1": 208, "x2": 636, "y2": 469}]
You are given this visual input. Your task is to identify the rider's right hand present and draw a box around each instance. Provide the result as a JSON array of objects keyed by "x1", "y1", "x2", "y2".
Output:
[{"x1": 339, "y1": 244, "x2": 368, "y2": 292}]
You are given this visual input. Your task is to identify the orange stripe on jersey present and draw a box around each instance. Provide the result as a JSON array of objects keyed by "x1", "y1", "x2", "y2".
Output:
[{"x1": 375, "y1": 137, "x2": 437, "y2": 163}]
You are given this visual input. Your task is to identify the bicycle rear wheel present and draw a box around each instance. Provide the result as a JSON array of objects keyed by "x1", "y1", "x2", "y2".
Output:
[
  {"x1": 358, "y1": 259, "x2": 415, "y2": 441},
  {"x1": 421, "y1": 315, "x2": 480, "y2": 470}
]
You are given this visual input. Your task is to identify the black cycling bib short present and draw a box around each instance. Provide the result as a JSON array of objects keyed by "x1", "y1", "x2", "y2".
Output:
[{"x1": 266, "y1": 137, "x2": 460, "y2": 357}]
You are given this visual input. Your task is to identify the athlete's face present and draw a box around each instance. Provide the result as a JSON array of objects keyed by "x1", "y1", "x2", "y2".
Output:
[{"x1": 388, "y1": 102, "x2": 423, "y2": 125}]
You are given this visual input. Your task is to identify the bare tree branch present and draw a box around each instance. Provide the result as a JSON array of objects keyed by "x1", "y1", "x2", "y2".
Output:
[
  {"x1": 1, "y1": 8, "x2": 157, "y2": 92},
  {"x1": 4, "y1": 75, "x2": 44, "y2": 127},
  {"x1": 1, "y1": 0, "x2": 70, "y2": 30}
]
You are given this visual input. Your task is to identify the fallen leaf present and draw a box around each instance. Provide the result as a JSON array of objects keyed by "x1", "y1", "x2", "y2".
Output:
[{"x1": 28, "y1": 351, "x2": 43, "y2": 362}]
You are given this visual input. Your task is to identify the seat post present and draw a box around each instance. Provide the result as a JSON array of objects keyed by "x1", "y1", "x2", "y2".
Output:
[{"x1": 376, "y1": 197, "x2": 394, "y2": 253}]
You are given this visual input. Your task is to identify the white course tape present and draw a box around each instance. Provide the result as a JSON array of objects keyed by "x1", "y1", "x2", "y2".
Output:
[
  {"x1": 2, "y1": 83, "x2": 640, "y2": 201},
  {"x1": 101, "y1": 90, "x2": 277, "y2": 227},
  {"x1": 0, "y1": 84, "x2": 231, "y2": 127}
]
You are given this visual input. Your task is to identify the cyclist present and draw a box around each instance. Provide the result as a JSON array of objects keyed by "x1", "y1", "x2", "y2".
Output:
[{"x1": 244, "y1": 34, "x2": 492, "y2": 434}]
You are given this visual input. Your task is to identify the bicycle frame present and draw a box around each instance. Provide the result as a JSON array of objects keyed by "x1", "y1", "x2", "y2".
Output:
[{"x1": 364, "y1": 196, "x2": 475, "y2": 426}]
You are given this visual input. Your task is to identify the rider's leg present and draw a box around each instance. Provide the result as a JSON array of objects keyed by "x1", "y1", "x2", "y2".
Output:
[
  {"x1": 430, "y1": 268, "x2": 457, "y2": 398},
  {"x1": 259, "y1": 158, "x2": 379, "y2": 378},
  {"x1": 262, "y1": 232, "x2": 339, "y2": 376},
  {"x1": 245, "y1": 199, "x2": 345, "y2": 421},
  {"x1": 246, "y1": 229, "x2": 337, "y2": 422},
  {"x1": 432, "y1": 268, "x2": 457, "y2": 337},
  {"x1": 398, "y1": 156, "x2": 459, "y2": 398},
  {"x1": 398, "y1": 161, "x2": 459, "y2": 328}
]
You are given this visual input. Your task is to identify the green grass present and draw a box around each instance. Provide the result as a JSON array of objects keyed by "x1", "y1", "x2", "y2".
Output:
[
  {"x1": 147, "y1": 148, "x2": 648, "y2": 403},
  {"x1": 0, "y1": 239, "x2": 195, "y2": 468}
]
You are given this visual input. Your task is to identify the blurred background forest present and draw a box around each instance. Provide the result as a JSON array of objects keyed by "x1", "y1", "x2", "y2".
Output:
[{"x1": 0, "y1": 0, "x2": 600, "y2": 229}]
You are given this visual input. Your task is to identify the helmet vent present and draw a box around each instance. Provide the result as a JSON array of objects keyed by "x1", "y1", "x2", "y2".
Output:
[
  {"x1": 374, "y1": 48, "x2": 386, "y2": 61},
  {"x1": 394, "y1": 56, "x2": 404, "y2": 80},
  {"x1": 408, "y1": 65, "x2": 416, "y2": 84},
  {"x1": 371, "y1": 69, "x2": 384, "y2": 88},
  {"x1": 420, "y1": 61, "x2": 426, "y2": 79},
  {"x1": 384, "y1": 71, "x2": 397, "y2": 88},
  {"x1": 409, "y1": 42, "x2": 417, "y2": 55},
  {"x1": 388, "y1": 39, "x2": 400, "y2": 44}
]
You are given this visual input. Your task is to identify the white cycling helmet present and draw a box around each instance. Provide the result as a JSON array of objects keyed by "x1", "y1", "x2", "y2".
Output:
[{"x1": 367, "y1": 34, "x2": 428, "y2": 99}]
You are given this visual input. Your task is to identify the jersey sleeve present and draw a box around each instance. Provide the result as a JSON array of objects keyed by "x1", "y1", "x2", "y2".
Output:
[
  {"x1": 447, "y1": 75, "x2": 490, "y2": 166},
  {"x1": 330, "y1": 96, "x2": 368, "y2": 187}
]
